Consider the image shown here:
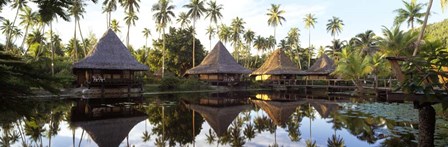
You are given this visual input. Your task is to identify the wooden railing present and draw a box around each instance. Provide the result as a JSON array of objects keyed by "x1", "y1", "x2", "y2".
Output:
[
  {"x1": 264, "y1": 79, "x2": 398, "y2": 90},
  {"x1": 87, "y1": 79, "x2": 143, "y2": 87}
]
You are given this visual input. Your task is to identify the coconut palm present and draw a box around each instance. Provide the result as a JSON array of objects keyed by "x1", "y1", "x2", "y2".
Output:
[
  {"x1": 1, "y1": 19, "x2": 13, "y2": 46},
  {"x1": 326, "y1": 39, "x2": 346, "y2": 59},
  {"x1": 122, "y1": 0, "x2": 140, "y2": 47},
  {"x1": 327, "y1": 135, "x2": 345, "y2": 147},
  {"x1": 6, "y1": 0, "x2": 28, "y2": 50},
  {"x1": 326, "y1": 16, "x2": 344, "y2": 40},
  {"x1": 379, "y1": 26, "x2": 417, "y2": 56},
  {"x1": 205, "y1": 0, "x2": 223, "y2": 30},
  {"x1": 230, "y1": 17, "x2": 245, "y2": 62},
  {"x1": 266, "y1": 4, "x2": 285, "y2": 40},
  {"x1": 176, "y1": 12, "x2": 190, "y2": 29},
  {"x1": 267, "y1": 35, "x2": 276, "y2": 51},
  {"x1": 124, "y1": 11, "x2": 138, "y2": 47},
  {"x1": 19, "y1": 6, "x2": 37, "y2": 50},
  {"x1": 102, "y1": 0, "x2": 121, "y2": 27},
  {"x1": 183, "y1": 0, "x2": 206, "y2": 67},
  {"x1": 205, "y1": 25, "x2": 215, "y2": 50},
  {"x1": 304, "y1": 13, "x2": 317, "y2": 68},
  {"x1": 69, "y1": 0, "x2": 87, "y2": 58},
  {"x1": 142, "y1": 27, "x2": 151, "y2": 47},
  {"x1": 351, "y1": 30, "x2": 378, "y2": 55},
  {"x1": 287, "y1": 27, "x2": 300, "y2": 68},
  {"x1": 243, "y1": 29, "x2": 255, "y2": 53},
  {"x1": 218, "y1": 24, "x2": 231, "y2": 44},
  {"x1": 412, "y1": 0, "x2": 448, "y2": 56},
  {"x1": 394, "y1": 1, "x2": 426, "y2": 29},
  {"x1": 111, "y1": 19, "x2": 121, "y2": 32},
  {"x1": 152, "y1": 0, "x2": 175, "y2": 78},
  {"x1": 253, "y1": 35, "x2": 267, "y2": 56}
]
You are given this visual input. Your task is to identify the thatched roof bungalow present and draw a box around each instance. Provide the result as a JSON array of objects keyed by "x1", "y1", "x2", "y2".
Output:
[
  {"x1": 301, "y1": 54, "x2": 336, "y2": 79},
  {"x1": 252, "y1": 48, "x2": 301, "y2": 81},
  {"x1": 72, "y1": 29, "x2": 148, "y2": 89},
  {"x1": 185, "y1": 41, "x2": 251, "y2": 85}
]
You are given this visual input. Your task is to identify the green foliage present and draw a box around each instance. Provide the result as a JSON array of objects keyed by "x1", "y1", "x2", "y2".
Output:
[
  {"x1": 179, "y1": 78, "x2": 206, "y2": 91},
  {"x1": 332, "y1": 47, "x2": 373, "y2": 80},
  {"x1": 158, "y1": 76, "x2": 181, "y2": 91},
  {"x1": 152, "y1": 27, "x2": 206, "y2": 76},
  {"x1": 379, "y1": 26, "x2": 418, "y2": 56},
  {"x1": 422, "y1": 19, "x2": 448, "y2": 46}
]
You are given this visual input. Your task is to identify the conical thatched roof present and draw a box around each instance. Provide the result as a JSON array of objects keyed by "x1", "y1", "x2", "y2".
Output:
[
  {"x1": 251, "y1": 99, "x2": 305, "y2": 126},
  {"x1": 185, "y1": 41, "x2": 251, "y2": 74},
  {"x1": 311, "y1": 102, "x2": 339, "y2": 119},
  {"x1": 305, "y1": 54, "x2": 335, "y2": 75},
  {"x1": 73, "y1": 116, "x2": 146, "y2": 147},
  {"x1": 185, "y1": 104, "x2": 251, "y2": 137},
  {"x1": 252, "y1": 48, "x2": 301, "y2": 75},
  {"x1": 73, "y1": 29, "x2": 148, "y2": 71}
]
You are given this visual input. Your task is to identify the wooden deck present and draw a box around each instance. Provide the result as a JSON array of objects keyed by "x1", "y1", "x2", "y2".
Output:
[{"x1": 263, "y1": 79, "x2": 398, "y2": 91}]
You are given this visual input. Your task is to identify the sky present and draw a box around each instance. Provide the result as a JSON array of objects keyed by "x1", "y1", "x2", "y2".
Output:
[{"x1": 1, "y1": 0, "x2": 447, "y2": 53}]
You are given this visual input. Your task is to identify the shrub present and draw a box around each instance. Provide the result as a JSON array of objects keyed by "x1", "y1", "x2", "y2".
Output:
[
  {"x1": 180, "y1": 78, "x2": 206, "y2": 91},
  {"x1": 158, "y1": 76, "x2": 181, "y2": 90}
]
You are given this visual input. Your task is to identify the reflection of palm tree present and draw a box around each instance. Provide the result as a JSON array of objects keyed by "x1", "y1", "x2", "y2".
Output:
[
  {"x1": 141, "y1": 120, "x2": 150, "y2": 142},
  {"x1": 205, "y1": 129, "x2": 216, "y2": 145},
  {"x1": 0, "y1": 123, "x2": 20, "y2": 147},
  {"x1": 306, "y1": 139, "x2": 317, "y2": 147},
  {"x1": 24, "y1": 119, "x2": 46, "y2": 147},
  {"x1": 327, "y1": 134, "x2": 345, "y2": 147},
  {"x1": 243, "y1": 123, "x2": 255, "y2": 141}
]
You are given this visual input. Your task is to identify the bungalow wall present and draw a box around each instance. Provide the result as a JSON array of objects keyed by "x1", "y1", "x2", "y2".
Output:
[
  {"x1": 74, "y1": 69, "x2": 136, "y2": 86},
  {"x1": 255, "y1": 74, "x2": 297, "y2": 81},
  {"x1": 198, "y1": 74, "x2": 241, "y2": 81}
]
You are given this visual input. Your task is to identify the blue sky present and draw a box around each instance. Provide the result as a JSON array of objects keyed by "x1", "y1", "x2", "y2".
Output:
[{"x1": 1, "y1": 0, "x2": 447, "y2": 53}]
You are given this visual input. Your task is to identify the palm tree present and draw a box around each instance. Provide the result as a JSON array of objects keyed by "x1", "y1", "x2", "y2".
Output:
[
  {"x1": 19, "y1": 6, "x2": 37, "y2": 50},
  {"x1": 351, "y1": 30, "x2": 378, "y2": 55},
  {"x1": 218, "y1": 24, "x2": 231, "y2": 44},
  {"x1": 394, "y1": 1, "x2": 426, "y2": 29},
  {"x1": 243, "y1": 29, "x2": 255, "y2": 53},
  {"x1": 205, "y1": 0, "x2": 223, "y2": 30},
  {"x1": 267, "y1": 35, "x2": 276, "y2": 51},
  {"x1": 287, "y1": 27, "x2": 300, "y2": 68},
  {"x1": 326, "y1": 39, "x2": 346, "y2": 59},
  {"x1": 102, "y1": 0, "x2": 121, "y2": 27},
  {"x1": 253, "y1": 35, "x2": 267, "y2": 56},
  {"x1": 6, "y1": 0, "x2": 28, "y2": 50},
  {"x1": 205, "y1": 25, "x2": 215, "y2": 50},
  {"x1": 152, "y1": 0, "x2": 175, "y2": 78},
  {"x1": 142, "y1": 28, "x2": 151, "y2": 47},
  {"x1": 111, "y1": 19, "x2": 121, "y2": 32},
  {"x1": 379, "y1": 26, "x2": 417, "y2": 57},
  {"x1": 176, "y1": 12, "x2": 190, "y2": 29},
  {"x1": 230, "y1": 17, "x2": 245, "y2": 62},
  {"x1": 412, "y1": 0, "x2": 447, "y2": 56},
  {"x1": 304, "y1": 13, "x2": 317, "y2": 68},
  {"x1": 69, "y1": 0, "x2": 87, "y2": 58},
  {"x1": 327, "y1": 135, "x2": 345, "y2": 147},
  {"x1": 183, "y1": 0, "x2": 206, "y2": 67},
  {"x1": 122, "y1": 0, "x2": 140, "y2": 47},
  {"x1": 266, "y1": 4, "x2": 286, "y2": 40},
  {"x1": 1, "y1": 19, "x2": 13, "y2": 47},
  {"x1": 326, "y1": 16, "x2": 344, "y2": 40},
  {"x1": 124, "y1": 11, "x2": 138, "y2": 47}
]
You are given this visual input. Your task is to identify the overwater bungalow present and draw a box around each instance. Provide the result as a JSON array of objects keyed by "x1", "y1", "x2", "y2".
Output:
[
  {"x1": 185, "y1": 41, "x2": 251, "y2": 85},
  {"x1": 250, "y1": 99, "x2": 305, "y2": 126},
  {"x1": 310, "y1": 101, "x2": 339, "y2": 119},
  {"x1": 301, "y1": 54, "x2": 336, "y2": 80},
  {"x1": 72, "y1": 29, "x2": 149, "y2": 95},
  {"x1": 184, "y1": 100, "x2": 251, "y2": 137},
  {"x1": 252, "y1": 48, "x2": 302, "y2": 82}
]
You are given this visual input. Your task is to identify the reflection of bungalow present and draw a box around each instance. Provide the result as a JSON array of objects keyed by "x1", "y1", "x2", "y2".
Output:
[
  {"x1": 185, "y1": 41, "x2": 251, "y2": 85},
  {"x1": 301, "y1": 54, "x2": 336, "y2": 80},
  {"x1": 73, "y1": 29, "x2": 148, "y2": 94},
  {"x1": 184, "y1": 101, "x2": 251, "y2": 137},
  {"x1": 310, "y1": 101, "x2": 339, "y2": 119},
  {"x1": 71, "y1": 100, "x2": 146, "y2": 147},
  {"x1": 250, "y1": 99, "x2": 305, "y2": 126},
  {"x1": 252, "y1": 48, "x2": 301, "y2": 81}
]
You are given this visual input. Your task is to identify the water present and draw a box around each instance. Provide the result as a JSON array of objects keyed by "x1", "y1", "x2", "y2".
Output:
[{"x1": 0, "y1": 91, "x2": 446, "y2": 147}]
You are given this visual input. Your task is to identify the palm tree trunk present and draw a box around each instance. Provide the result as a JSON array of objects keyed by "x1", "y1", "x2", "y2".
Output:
[
  {"x1": 127, "y1": 24, "x2": 130, "y2": 47},
  {"x1": 78, "y1": 19, "x2": 87, "y2": 56},
  {"x1": 74, "y1": 19, "x2": 78, "y2": 61},
  {"x1": 5, "y1": 7, "x2": 21, "y2": 51},
  {"x1": 145, "y1": 36, "x2": 148, "y2": 47},
  {"x1": 20, "y1": 23, "x2": 30, "y2": 52},
  {"x1": 50, "y1": 22, "x2": 54, "y2": 76},
  {"x1": 162, "y1": 28, "x2": 165, "y2": 78},
  {"x1": 308, "y1": 29, "x2": 311, "y2": 68},
  {"x1": 412, "y1": 0, "x2": 433, "y2": 56},
  {"x1": 192, "y1": 20, "x2": 196, "y2": 67}
]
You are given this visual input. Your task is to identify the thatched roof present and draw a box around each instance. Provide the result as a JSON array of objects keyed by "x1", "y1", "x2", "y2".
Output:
[
  {"x1": 73, "y1": 29, "x2": 149, "y2": 71},
  {"x1": 311, "y1": 102, "x2": 339, "y2": 119},
  {"x1": 252, "y1": 48, "x2": 301, "y2": 75},
  {"x1": 185, "y1": 103, "x2": 251, "y2": 137},
  {"x1": 73, "y1": 116, "x2": 147, "y2": 147},
  {"x1": 251, "y1": 99, "x2": 305, "y2": 126},
  {"x1": 185, "y1": 41, "x2": 251, "y2": 75},
  {"x1": 303, "y1": 54, "x2": 335, "y2": 75}
]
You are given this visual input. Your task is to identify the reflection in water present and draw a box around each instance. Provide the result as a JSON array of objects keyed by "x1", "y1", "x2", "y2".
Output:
[{"x1": 0, "y1": 92, "x2": 447, "y2": 146}]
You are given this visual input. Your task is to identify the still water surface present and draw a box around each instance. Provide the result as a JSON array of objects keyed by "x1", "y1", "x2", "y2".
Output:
[{"x1": 1, "y1": 91, "x2": 446, "y2": 147}]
